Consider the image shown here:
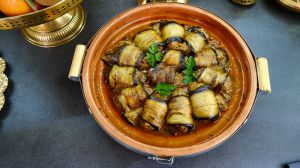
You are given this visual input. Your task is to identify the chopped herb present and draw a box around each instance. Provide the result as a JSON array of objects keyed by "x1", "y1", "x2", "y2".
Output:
[
  {"x1": 155, "y1": 83, "x2": 177, "y2": 97},
  {"x1": 183, "y1": 56, "x2": 196, "y2": 85},
  {"x1": 146, "y1": 43, "x2": 163, "y2": 68}
]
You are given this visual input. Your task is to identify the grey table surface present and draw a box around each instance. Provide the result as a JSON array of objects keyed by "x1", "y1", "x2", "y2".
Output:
[{"x1": 0, "y1": 0, "x2": 299, "y2": 168}]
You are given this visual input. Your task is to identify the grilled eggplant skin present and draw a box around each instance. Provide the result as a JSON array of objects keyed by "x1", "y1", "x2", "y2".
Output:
[
  {"x1": 149, "y1": 64, "x2": 176, "y2": 84},
  {"x1": 161, "y1": 23, "x2": 185, "y2": 41},
  {"x1": 215, "y1": 94, "x2": 228, "y2": 111},
  {"x1": 196, "y1": 66, "x2": 228, "y2": 88},
  {"x1": 123, "y1": 108, "x2": 143, "y2": 126},
  {"x1": 118, "y1": 44, "x2": 143, "y2": 66},
  {"x1": 215, "y1": 49, "x2": 228, "y2": 66},
  {"x1": 162, "y1": 50, "x2": 184, "y2": 70},
  {"x1": 120, "y1": 84, "x2": 148, "y2": 109},
  {"x1": 220, "y1": 76, "x2": 234, "y2": 101},
  {"x1": 141, "y1": 98, "x2": 168, "y2": 130},
  {"x1": 103, "y1": 44, "x2": 142, "y2": 67},
  {"x1": 194, "y1": 47, "x2": 218, "y2": 68},
  {"x1": 134, "y1": 30, "x2": 163, "y2": 51},
  {"x1": 167, "y1": 96, "x2": 193, "y2": 126},
  {"x1": 118, "y1": 84, "x2": 148, "y2": 125},
  {"x1": 190, "y1": 86, "x2": 219, "y2": 120},
  {"x1": 166, "y1": 39, "x2": 192, "y2": 55},
  {"x1": 185, "y1": 32, "x2": 206, "y2": 53},
  {"x1": 108, "y1": 65, "x2": 135, "y2": 89}
]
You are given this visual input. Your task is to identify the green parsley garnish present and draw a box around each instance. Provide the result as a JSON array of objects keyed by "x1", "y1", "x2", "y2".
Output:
[
  {"x1": 155, "y1": 83, "x2": 177, "y2": 97},
  {"x1": 146, "y1": 43, "x2": 163, "y2": 68},
  {"x1": 183, "y1": 56, "x2": 196, "y2": 85}
]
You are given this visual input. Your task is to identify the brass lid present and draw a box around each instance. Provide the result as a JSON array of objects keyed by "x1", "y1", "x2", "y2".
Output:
[
  {"x1": 232, "y1": 0, "x2": 256, "y2": 5},
  {"x1": 278, "y1": 0, "x2": 300, "y2": 12}
]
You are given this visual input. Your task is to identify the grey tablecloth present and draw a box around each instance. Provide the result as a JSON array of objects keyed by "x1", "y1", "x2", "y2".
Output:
[{"x1": 0, "y1": 0, "x2": 299, "y2": 168}]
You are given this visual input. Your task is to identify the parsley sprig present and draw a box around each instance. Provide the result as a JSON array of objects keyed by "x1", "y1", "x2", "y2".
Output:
[
  {"x1": 146, "y1": 43, "x2": 163, "y2": 68},
  {"x1": 155, "y1": 83, "x2": 177, "y2": 97},
  {"x1": 183, "y1": 56, "x2": 196, "y2": 85}
]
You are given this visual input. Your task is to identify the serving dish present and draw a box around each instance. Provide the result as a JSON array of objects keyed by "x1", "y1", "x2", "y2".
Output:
[
  {"x1": 68, "y1": 1, "x2": 271, "y2": 165},
  {"x1": 0, "y1": 0, "x2": 86, "y2": 47}
]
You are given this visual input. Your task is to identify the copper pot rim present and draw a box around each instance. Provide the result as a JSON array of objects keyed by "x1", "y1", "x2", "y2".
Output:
[{"x1": 82, "y1": 3, "x2": 258, "y2": 157}]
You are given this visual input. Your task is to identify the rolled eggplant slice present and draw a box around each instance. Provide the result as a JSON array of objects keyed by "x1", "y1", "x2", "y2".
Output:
[
  {"x1": 123, "y1": 108, "x2": 143, "y2": 126},
  {"x1": 196, "y1": 66, "x2": 228, "y2": 88},
  {"x1": 194, "y1": 47, "x2": 218, "y2": 68},
  {"x1": 220, "y1": 76, "x2": 234, "y2": 101},
  {"x1": 108, "y1": 65, "x2": 135, "y2": 89},
  {"x1": 134, "y1": 70, "x2": 148, "y2": 84},
  {"x1": 162, "y1": 50, "x2": 184, "y2": 70},
  {"x1": 215, "y1": 94, "x2": 228, "y2": 111},
  {"x1": 103, "y1": 44, "x2": 142, "y2": 67},
  {"x1": 134, "y1": 30, "x2": 163, "y2": 51},
  {"x1": 167, "y1": 96, "x2": 193, "y2": 126},
  {"x1": 120, "y1": 84, "x2": 148, "y2": 109},
  {"x1": 166, "y1": 40, "x2": 192, "y2": 55},
  {"x1": 149, "y1": 64, "x2": 176, "y2": 84},
  {"x1": 118, "y1": 44, "x2": 143, "y2": 66},
  {"x1": 190, "y1": 86, "x2": 219, "y2": 120},
  {"x1": 161, "y1": 23, "x2": 185, "y2": 41},
  {"x1": 140, "y1": 119, "x2": 155, "y2": 131},
  {"x1": 138, "y1": 56, "x2": 151, "y2": 70},
  {"x1": 185, "y1": 29, "x2": 207, "y2": 53},
  {"x1": 141, "y1": 98, "x2": 168, "y2": 130},
  {"x1": 215, "y1": 49, "x2": 228, "y2": 66}
]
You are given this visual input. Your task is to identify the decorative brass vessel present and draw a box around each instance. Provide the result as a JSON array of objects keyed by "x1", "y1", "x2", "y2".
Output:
[
  {"x1": 278, "y1": 0, "x2": 300, "y2": 12},
  {"x1": 231, "y1": 0, "x2": 256, "y2": 5},
  {"x1": 0, "y1": 0, "x2": 86, "y2": 47}
]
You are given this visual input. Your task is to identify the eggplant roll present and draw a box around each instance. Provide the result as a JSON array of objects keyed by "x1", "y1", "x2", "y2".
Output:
[
  {"x1": 103, "y1": 44, "x2": 143, "y2": 67},
  {"x1": 118, "y1": 44, "x2": 143, "y2": 66},
  {"x1": 123, "y1": 108, "x2": 143, "y2": 126},
  {"x1": 220, "y1": 76, "x2": 234, "y2": 101},
  {"x1": 134, "y1": 30, "x2": 163, "y2": 51},
  {"x1": 215, "y1": 49, "x2": 228, "y2": 66},
  {"x1": 166, "y1": 40, "x2": 192, "y2": 55},
  {"x1": 149, "y1": 64, "x2": 176, "y2": 84},
  {"x1": 194, "y1": 47, "x2": 218, "y2": 68},
  {"x1": 185, "y1": 32, "x2": 207, "y2": 53},
  {"x1": 190, "y1": 86, "x2": 219, "y2": 120},
  {"x1": 141, "y1": 98, "x2": 168, "y2": 129},
  {"x1": 162, "y1": 50, "x2": 184, "y2": 70},
  {"x1": 109, "y1": 65, "x2": 135, "y2": 89},
  {"x1": 167, "y1": 95, "x2": 193, "y2": 126},
  {"x1": 161, "y1": 23, "x2": 185, "y2": 41},
  {"x1": 215, "y1": 94, "x2": 228, "y2": 111},
  {"x1": 196, "y1": 66, "x2": 228, "y2": 88},
  {"x1": 119, "y1": 84, "x2": 148, "y2": 109}
]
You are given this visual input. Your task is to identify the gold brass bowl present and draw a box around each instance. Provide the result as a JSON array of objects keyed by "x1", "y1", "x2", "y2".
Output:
[
  {"x1": 278, "y1": 0, "x2": 300, "y2": 13},
  {"x1": 0, "y1": 0, "x2": 86, "y2": 47}
]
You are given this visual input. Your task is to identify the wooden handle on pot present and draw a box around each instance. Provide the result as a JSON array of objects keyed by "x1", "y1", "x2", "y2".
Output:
[
  {"x1": 256, "y1": 57, "x2": 271, "y2": 94},
  {"x1": 68, "y1": 44, "x2": 87, "y2": 81}
]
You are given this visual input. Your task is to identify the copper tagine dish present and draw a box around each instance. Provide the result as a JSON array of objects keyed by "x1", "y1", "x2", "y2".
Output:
[{"x1": 68, "y1": 1, "x2": 271, "y2": 165}]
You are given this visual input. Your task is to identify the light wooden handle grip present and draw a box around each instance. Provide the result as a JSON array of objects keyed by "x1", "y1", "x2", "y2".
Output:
[
  {"x1": 68, "y1": 44, "x2": 87, "y2": 81},
  {"x1": 256, "y1": 57, "x2": 271, "y2": 94}
]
